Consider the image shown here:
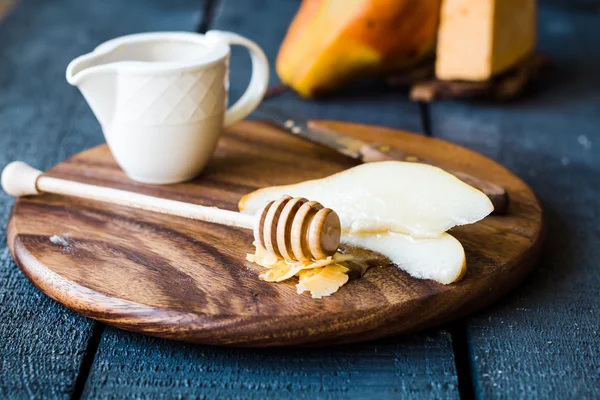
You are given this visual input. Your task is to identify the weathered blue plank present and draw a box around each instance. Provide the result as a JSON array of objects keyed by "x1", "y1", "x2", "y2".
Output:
[
  {"x1": 82, "y1": 0, "x2": 458, "y2": 399},
  {"x1": 0, "y1": 0, "x2": 204, "y2": 398},
  {"x1": 428, "y1": 4, "x2": 600, "y2": 398},
  {"x1": 83, "y1": 327, "x2": 458, "y2": 400}
]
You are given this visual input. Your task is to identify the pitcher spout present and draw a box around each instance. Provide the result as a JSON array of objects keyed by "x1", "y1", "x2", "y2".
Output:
[{"x1": 66, "y1": 51, "x2": 117, "y2": 128}]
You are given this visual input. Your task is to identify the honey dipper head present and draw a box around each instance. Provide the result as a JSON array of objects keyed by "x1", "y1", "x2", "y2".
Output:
[{"x1": 254, "y1": 196, "x2": 341, "y2": 261}]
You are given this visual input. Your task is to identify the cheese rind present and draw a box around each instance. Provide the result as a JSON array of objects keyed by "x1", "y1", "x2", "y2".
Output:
[{"x1": 435, "y1": 0, "x2": 536, "y2": 81}]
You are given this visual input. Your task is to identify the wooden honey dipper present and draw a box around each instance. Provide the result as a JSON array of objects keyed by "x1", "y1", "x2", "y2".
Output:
[{"x1": 2, "y1": 162, "x2": 341, "y2": 261}]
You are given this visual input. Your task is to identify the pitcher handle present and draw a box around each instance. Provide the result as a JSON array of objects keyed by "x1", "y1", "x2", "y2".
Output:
[{"x1": 206, "y1": 31, "x2": 269, "y2": 127}]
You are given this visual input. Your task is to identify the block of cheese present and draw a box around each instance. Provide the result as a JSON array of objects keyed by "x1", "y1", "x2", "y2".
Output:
[{"x1": 435, "y1": 0, "x2": 536, "y2": 81}]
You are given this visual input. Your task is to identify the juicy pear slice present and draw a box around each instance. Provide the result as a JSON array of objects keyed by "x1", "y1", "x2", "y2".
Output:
[
  {"x1": 239, "y1": 161, "x2": 493, "y2": 238},
  {"x1": 343, "y1": 232, "x2": 466, "y2": 284}
]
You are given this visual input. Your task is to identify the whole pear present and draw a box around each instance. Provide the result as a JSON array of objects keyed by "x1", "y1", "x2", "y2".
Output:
[{"x1": 276, "y1": 0, "x2": 441, "y2": 97}]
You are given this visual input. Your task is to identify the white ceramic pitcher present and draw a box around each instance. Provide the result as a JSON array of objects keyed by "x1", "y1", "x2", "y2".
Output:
[{"x1": 66, "y1": 31, "x2": 269, "y2": 184}]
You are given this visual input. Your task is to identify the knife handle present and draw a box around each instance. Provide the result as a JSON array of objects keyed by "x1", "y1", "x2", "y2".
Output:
[{"x1": 360, "y1": 143, "x2": 509, "y2": 214}]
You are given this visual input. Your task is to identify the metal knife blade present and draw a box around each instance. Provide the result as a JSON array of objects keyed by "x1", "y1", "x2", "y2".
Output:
[{"x1": 255, "y1": 108, "x2": 366, "y2": 159}]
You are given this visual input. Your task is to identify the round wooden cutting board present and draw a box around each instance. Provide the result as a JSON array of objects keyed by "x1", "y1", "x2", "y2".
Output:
[{"x1": 7, "y1": 120, "x2": 543, "y2": 347}]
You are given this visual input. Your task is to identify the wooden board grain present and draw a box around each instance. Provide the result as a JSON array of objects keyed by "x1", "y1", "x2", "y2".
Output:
[
  {"x1": 7, "y1": 120, "x2": 543, "y2": 347},
  {"x1": 427, "y1": 4, "x2": 600, "y2": 398}
]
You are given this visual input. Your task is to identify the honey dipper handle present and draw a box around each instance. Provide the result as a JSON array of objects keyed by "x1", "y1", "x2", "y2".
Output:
[{"x1": 2, "y1": 161, "x2": 256, "y2": 230}]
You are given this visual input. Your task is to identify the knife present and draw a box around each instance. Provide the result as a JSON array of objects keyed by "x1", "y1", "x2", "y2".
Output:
[{"x1": 256, "y1": 108, "x2": 509, "y2": 214}]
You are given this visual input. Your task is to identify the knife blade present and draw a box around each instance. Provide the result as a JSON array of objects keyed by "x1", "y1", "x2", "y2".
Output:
[
  {"x1": 256, "y1": 108, "x2": 509, "y2": 214},
  {"x1": 256, "y1": 108, "x2": 365, "y2": 159}
]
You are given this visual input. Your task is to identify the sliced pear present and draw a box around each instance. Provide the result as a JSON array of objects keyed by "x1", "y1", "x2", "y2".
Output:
[
  {"x1": 239, "y1": 161, "x2": 493, "y2": 238},
  {"x1": 343, "y1": 232, "x2": 466, "y2": 284}
]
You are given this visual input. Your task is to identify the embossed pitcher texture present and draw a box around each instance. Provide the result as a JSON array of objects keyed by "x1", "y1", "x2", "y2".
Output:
[{"x1": 67, "y1": 31, "x2": 269, "y2": 184}]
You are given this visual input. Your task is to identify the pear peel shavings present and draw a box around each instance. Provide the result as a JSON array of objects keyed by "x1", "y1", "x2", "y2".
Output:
[
  {"x1": 296, "y1": 265, "x2": 349, "y2": 299},
  {"x1": 247, "y1": 243, "x2": 352, "y2": 298}
]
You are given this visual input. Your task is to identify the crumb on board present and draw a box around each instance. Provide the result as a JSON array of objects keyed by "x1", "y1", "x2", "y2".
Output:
[{"x1": 49, "y1": 234, "x2": 73, "y2": 253}]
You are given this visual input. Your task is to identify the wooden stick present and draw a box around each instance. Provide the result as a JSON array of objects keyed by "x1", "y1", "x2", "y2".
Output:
[
  {"x1": 2, "y1": 161, "x2": 255, "y2": 229},
  {"x1": 1, "y1": 161, "x2": 341, "y2": 260}
]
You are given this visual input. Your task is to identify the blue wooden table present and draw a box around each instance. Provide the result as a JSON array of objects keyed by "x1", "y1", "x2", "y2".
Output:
[{"x1": 0, "y1": 0, "x2": 598, "y2": 398}]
